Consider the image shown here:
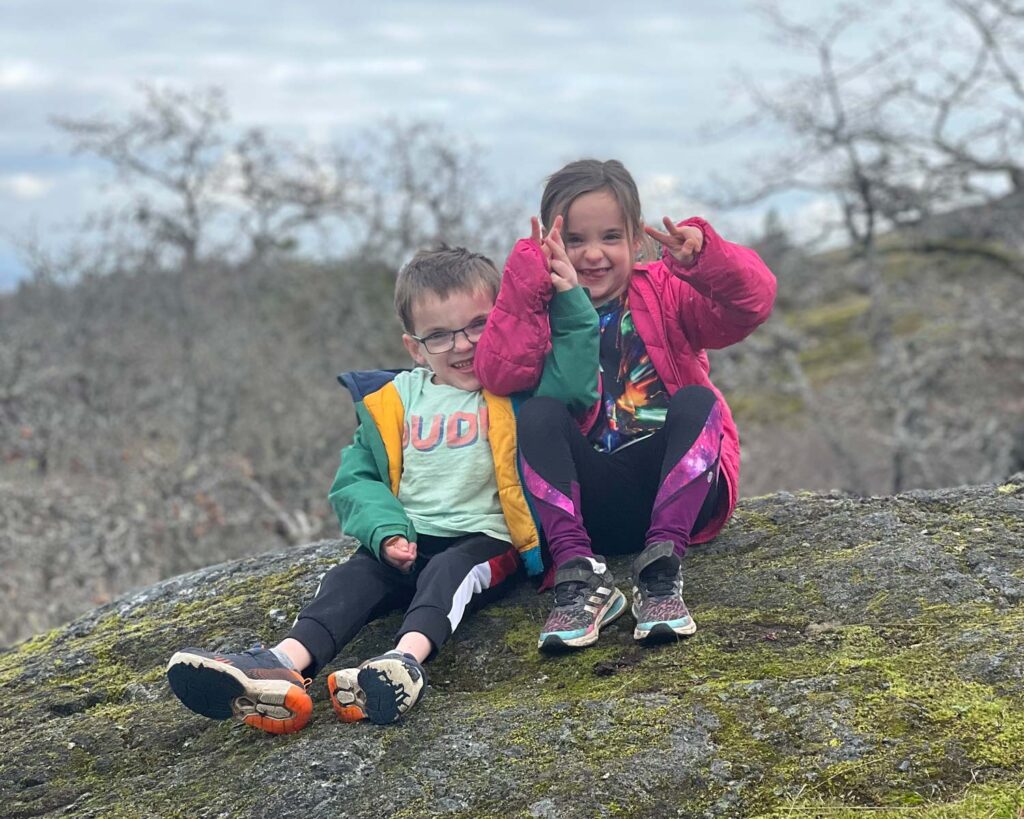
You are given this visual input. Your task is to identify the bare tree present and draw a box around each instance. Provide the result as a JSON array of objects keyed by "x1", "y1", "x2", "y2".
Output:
[
  {"x1": 713, "y1": 0, "x2": 1023, "y2": 244},
  {"x1": 53, "y1": 85, "x2": 233, "y2": 272},
  {"x1": 706, "y1": 0, "x2": 1023, "y2": 493},
  {"x1": 347, "y1": 120, "x2": 521, "y2": 266}
]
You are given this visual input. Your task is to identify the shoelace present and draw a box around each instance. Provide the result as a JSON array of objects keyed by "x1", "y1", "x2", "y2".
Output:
[
  {"x1": 553, "y1": 580, "x2": 589, "y2": 607},
  {"x1": 641, "y1": 571, "x2": 678, "y2": 599}
]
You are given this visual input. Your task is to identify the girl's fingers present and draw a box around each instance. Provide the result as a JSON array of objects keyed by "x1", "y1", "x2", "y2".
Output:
[
  {"x1": 545, "y1": 225, "x2": 565, "y2": 249},
  {"x1": 541, "y1": 236, "x2": 559, "y2": 263},
  {"x1": 531, "y1": 216, "x2": 542, "y2": 244},
  {"x1": 546, "y1": 234, "x2": 571, "y2": 264},
  {"x1": 550, "y1": 258, "x2": 570, "y2": 277},
  {"x1": 550, "y1": 259, "x2": 578, "y2": 286},
  {"x1": 644, "y1": 224, "x2": 673, "y2": 244}
]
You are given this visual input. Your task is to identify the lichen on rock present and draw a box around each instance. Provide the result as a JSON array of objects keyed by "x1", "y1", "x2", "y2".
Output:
[{"x1": 2, "y1": 478, "x2": 1022, "y2": 818}]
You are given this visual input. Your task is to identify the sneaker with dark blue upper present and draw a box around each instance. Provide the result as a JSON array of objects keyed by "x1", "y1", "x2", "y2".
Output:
[
  {"x1": 631, "y1": 541, "x2": 697, "y2": 641},
  {"x1": 538, "y1": 556, "x2": 627, "y2": 650},
  {"x1": 166, "y1": 647, "x2": 312, "y2": 735},
  {"x1": 328, "y1": 651, "x2": 426, "y2": 725}
]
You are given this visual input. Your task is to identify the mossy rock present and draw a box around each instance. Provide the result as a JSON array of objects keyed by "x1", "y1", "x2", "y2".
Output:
[{"x1": 2, "y1": 478, "x2": 1023, "y2": 818}]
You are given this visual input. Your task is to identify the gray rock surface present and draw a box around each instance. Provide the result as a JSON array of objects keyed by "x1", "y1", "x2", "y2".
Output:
[{"x1": 2, "y1": 477, "x2": 1023, "y2": 817}]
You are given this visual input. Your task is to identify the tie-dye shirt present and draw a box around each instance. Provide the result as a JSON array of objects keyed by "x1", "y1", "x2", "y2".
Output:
[{"x1": 589, "y1": 293, "x2": 671, "y2": 453}]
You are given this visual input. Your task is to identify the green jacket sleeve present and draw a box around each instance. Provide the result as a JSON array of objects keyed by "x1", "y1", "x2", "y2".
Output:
[
  {"x1": 327, "y1": 422, "x2": 415, "y2": 560},
  {"x1": 533, "y1": 286, "x2": 599, "y2": 415}
]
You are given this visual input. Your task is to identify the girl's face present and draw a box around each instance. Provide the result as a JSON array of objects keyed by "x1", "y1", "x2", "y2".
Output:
[{"x1": 563, "y1": 189, "x2": 640, "y2": 306}]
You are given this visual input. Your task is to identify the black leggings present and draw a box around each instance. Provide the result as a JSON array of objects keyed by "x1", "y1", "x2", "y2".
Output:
[
  {"x1": 517, "y1": 386, "x2": 724, "y2": 567},
  {"x1": 287, "y1": 533, "x2": 519, "y2": 676}
]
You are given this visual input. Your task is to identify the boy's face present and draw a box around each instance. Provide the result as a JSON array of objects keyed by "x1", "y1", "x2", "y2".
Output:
[{"x1": 402, "y1": 287, "x2": 494, "y2": 391}]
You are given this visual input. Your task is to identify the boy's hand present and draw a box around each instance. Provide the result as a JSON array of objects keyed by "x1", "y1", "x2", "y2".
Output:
[
  {"x1": 381, "y1": 536, "x2": 417, "y2": 573},
  {"x1": 644, "y1": 218, "x2": 704, "y2": 268}
]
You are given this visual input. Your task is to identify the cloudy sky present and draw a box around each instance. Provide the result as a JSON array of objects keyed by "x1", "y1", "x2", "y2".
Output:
[{"x1": 1, "y1": 0, "x2": 855, "y2": 289}]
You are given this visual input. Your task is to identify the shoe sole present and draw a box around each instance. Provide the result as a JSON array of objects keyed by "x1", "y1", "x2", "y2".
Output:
[
  {"x1": 166, "y1": 652, "x2": 312, "y2": 735},
  {"x1": 538, "y1": 588, "x2": 627, "y2": 651},
  {"x1": 327, "y1": 669, "x2": 368, "y2": 723},
  {"x1": 632, "y1": 607, "x2": 698, "y2": 641},
  {"x1": 357, "y1": 657, "x2": 423, "y2": 725}
]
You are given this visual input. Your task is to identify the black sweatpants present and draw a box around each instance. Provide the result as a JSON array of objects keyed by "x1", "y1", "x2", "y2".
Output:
[{"x1": 287, "y1": 533, "x2": 519, "y2": 677}]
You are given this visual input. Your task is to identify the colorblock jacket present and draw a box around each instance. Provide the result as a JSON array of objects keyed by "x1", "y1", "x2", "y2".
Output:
[
  {"x1": 474, "y1": 220, "x2": 777, "y2": 544},
  {"x1": 328, "y1": 285, "x2": 600, "y2": 576}
]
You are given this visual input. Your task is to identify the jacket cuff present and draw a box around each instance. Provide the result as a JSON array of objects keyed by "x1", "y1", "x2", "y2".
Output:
[
  {"x1": 369, "y1": 524, "x2": 413, "y2": 560},
  {"x1": 505, "y1": 239, "x2": 554, "y2": 309},
  {"x1": 549, "y1": 286, "x2": 594, "y2": 319}
]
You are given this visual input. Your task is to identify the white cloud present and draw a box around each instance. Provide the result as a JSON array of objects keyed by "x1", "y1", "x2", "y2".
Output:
[
  {"x1": 0, "y1": 60, "x2": 51, "y2": 90},
  {"x1": 369, "y1": 23, "x2": 426, "y2": 43},
  {"x1": 0, "y1": 173, "x2": 54, "y2": 200}
]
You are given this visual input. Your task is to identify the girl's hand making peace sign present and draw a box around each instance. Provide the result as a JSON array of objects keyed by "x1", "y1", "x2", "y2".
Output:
[
  {"x1": 531, "y1": 215, "x2": 578, "y2": 293},
  {"x1": 644, "y1": 218, "x2": 704, "y2": 268}
]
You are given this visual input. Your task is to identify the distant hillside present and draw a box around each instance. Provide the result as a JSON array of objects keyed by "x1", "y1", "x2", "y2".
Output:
[
  {"x1": 716, "y1": 230, "x2": 1024, "y2": 498},
  {"x1": 1, "y1": 232, "x2": 1023, "y2": 646}
]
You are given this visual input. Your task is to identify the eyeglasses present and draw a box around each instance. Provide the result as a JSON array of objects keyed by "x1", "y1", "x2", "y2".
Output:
[{"x1": 410, "y1": 317, "x2": 489, "y2": 354}]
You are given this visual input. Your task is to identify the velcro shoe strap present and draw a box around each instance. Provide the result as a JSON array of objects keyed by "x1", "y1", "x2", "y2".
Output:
[
  {"x1": 633, "y1": 540, "x2": 677, "y2": 577},
  {"x1": 554, "y1": 566, "x2": 601, "y2": 586}
]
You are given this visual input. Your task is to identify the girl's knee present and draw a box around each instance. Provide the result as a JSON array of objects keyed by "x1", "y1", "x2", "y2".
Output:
[
  {"x1": 517, "y1": 395, "x2": 572, "y2": 435},
  {"x1": 667, "y1": 385, "x2": 717, "y2": 422}
]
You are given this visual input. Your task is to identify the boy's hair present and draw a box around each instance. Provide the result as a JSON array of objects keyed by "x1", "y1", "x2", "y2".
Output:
[
  {"x1": 541, "y1": 159, "x2": 644, "y2": 243},
  {"x1": 394, "y1": 245, "x2": 501, "y2": 333}
]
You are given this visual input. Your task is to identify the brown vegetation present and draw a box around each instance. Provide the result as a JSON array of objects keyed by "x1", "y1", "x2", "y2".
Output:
[{"x1": 2, "y1": 38, "x2": 1022, "y2": 646}]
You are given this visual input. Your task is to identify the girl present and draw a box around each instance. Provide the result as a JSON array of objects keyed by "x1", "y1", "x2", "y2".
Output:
[{"x1": 474, "y1": 159, "x2": 776, "y2": 650}]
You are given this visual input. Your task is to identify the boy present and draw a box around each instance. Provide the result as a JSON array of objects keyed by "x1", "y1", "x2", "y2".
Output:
[{"x1": 166, "y1": 243, "x2": 597, "y2": 730}]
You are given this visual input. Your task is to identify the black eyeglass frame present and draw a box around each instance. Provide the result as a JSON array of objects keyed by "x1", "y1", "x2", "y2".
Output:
[{"x1": 409, "y1": 318, "x2": 489, "y2": 354}]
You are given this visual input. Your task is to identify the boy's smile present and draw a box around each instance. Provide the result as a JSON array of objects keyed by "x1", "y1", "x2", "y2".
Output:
[{"x1": 402, "y1": 288, "x2": 494, "y2": 391}]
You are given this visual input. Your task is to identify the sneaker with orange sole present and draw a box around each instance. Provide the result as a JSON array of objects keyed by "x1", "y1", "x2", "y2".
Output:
[
  {"x1": 327, "y1": 652, "x2": 426, "y2": 725},
  {"x1": 166, "y1": 647, "x2": 312, "y2": 735},
  {"x1": 327, "y1": 667, "x2": 368, "y2": 723}
]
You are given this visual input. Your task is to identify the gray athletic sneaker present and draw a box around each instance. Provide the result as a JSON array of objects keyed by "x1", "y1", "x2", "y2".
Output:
[
  {"x1": 632, "y1": 541, "x2": 697, "y2": 641},
  {"x1": 538, "y1": 556, "x2": 627, "y2": 650}
]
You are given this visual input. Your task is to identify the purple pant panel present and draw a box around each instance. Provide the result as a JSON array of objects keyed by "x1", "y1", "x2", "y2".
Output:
[
  {"x1": 646, "y1": 402, "x2": 724, "y2": 558},
  {"x1": 520, "y1": 455, "x2": 593, "y2": 567}
]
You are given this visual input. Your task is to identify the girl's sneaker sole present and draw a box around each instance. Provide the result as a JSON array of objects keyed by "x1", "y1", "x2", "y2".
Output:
[
  {"x1": 538, "y1": 589, "x2": 627, "y2": 650},
  {"x1": 633, "y1": 614, "x2": 698, "y2": 641},
  {"x1": 166, "y1": 652, "x2": 312, "y2": 735}
]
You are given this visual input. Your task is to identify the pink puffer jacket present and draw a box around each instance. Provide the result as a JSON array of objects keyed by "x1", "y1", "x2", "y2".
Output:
[{"x1": 474, "y1": 217, "x2": 777, "y2": 544}]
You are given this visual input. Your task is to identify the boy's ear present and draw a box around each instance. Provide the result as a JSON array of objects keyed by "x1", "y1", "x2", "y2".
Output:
[{"x1": 402, "y1": 333, "x2": 428, "y2": 368}]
